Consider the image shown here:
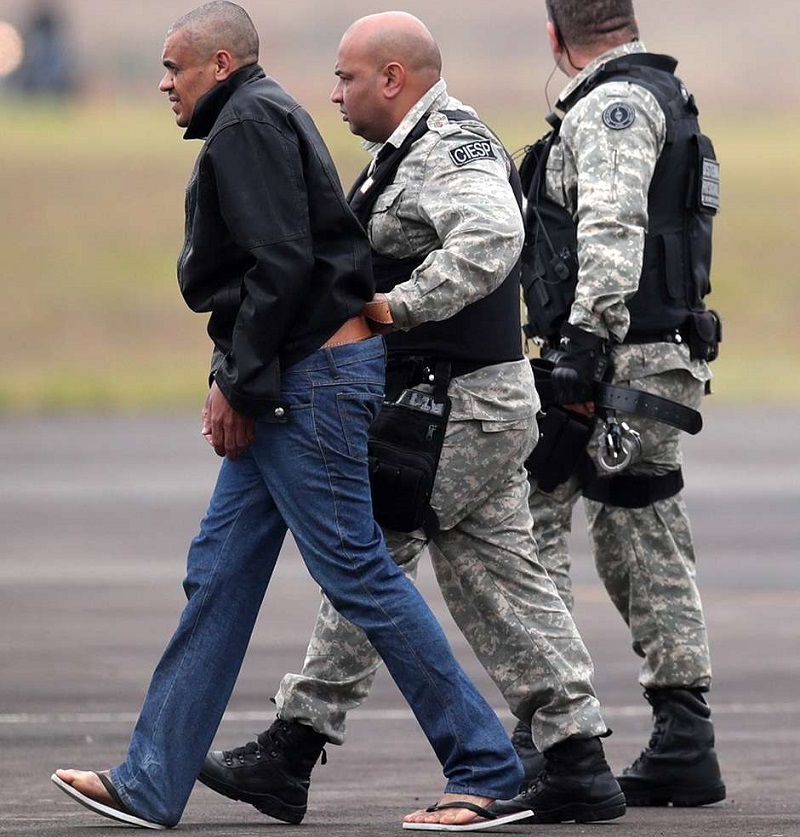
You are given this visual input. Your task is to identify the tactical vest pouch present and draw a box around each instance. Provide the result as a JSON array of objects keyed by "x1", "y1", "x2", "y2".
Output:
[
  {"x1": 519, "y1": 133, "x2": 578, "y2": 343},
  {"x1": 684, "y1": 308, "x2": 722, "y2": 362},
  {"x1": 525, "y1": 405, "x2": 594, "y2": 493},
  {"x1": 368, "y1": 387, "x2": 451, "y2": 534},
  {"x1": 520, "y1": 210, "x2": 578, "y2": 344},
  {"x1": 683, "y1": 133, "x2": 720, "y2": 305}
]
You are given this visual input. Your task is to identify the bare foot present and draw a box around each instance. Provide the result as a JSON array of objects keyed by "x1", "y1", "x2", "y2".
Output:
[
  {"x1": 54, "y1": 769, "x2": 119, "y2": 808},
  {"x1": 403, "y1": 793, "x2": 495, "y2": 826},
  {"x1": 52, "y1": 768, "x2": 167, "y2": 830}
]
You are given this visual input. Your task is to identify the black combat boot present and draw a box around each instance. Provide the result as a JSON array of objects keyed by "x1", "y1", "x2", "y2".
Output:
[
  {"x1": 510, "y1": 719, "x2": 544, "y2": 787},
  {"x1": 617, "y1": 688, "x2": 726, "y2": 807},
  {"x1": 488, "y1": 735, "x2": 626, "y2": 823},
  {"x1": 197, "y1": 718, "x2": 328, "y2": 824}
]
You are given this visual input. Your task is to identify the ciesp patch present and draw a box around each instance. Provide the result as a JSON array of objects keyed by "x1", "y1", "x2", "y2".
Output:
[
  {"x1": 602, "y1": 102, "x2": 636, "y2": 131},
  {"x1": 449, "y1": 140, "x2": 497, "y2": 167},
  {"x1": 700, "y1": 157, "x2": 721, "y2": 212}
]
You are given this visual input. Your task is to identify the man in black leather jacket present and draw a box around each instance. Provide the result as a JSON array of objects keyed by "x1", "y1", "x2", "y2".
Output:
[
  {"x1": 50, "y1": 2, "x2": 526, "y2": 830},
  {"x1": 177, "y1": 49, "x2": 374, "y2": 422}
]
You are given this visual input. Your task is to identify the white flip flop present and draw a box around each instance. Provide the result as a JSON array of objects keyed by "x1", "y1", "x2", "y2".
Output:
[{"x1": 51, "y1": 772, "x2": 167, "y2": 830}]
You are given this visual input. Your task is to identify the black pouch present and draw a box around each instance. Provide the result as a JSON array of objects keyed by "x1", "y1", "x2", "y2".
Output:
[
  {"x1": 519, "y1": 132, "x2": 579, "y2": 344},
  {"x1": 368, "y1": 386, "x2": 451, "y2": 534},
  {"x1": 684, "y1": 309, "x2": 722, "y2": 362},
  {"x1": 525, "y1": 405, "x2": 594, "y2": 493}
]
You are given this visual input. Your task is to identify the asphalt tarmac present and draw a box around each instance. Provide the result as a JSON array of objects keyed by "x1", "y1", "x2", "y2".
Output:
[{"x1": 1, "y1": 404, "x2": 798, "y2": 836}]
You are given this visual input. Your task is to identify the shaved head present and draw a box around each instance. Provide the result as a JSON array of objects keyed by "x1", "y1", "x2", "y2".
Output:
[
  {"x1": 342, "y1": 12, "x2": 441, "y2": 85},
  {"x1": 332, "y1": 12, "x2": 443, "y2": 143},
  {"x1": 160, "y1": 2, "x2": 259, "y2": 128},
  {"x1": 168, "y1": 1, "x2": 259, "y2": 65}
]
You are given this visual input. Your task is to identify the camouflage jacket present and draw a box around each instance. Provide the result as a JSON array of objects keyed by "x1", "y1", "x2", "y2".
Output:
[
  {"x1": 550, "y1": 42, "x2": 710, "y2": 384},
  {"x1": 364, "y1": 79, "x2": 538, "y2": 420}
]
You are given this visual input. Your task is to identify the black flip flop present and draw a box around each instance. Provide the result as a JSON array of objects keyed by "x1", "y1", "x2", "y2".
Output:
[
  {"x1": 51, "y1": 771, "x2": 167, "y2": 830},
  {"x1": 402, "y1": 800, "x2": 533, "y2": 831}
]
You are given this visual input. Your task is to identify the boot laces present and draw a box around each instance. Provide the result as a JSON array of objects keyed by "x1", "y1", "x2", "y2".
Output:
[
  {"x1": 222, "y1": 737, "x2": 263, "y2": 763},
  {"x1": 220, "y1": 720, "x2": 292, "y2": 762},
  {"x1": 628, "y1": 709, "x2": 668, "y2": 770},
  {"x1": 648, "y1": 711, "x2": 668, "y2": 750},
  {"x1": 526, "y1": 770, "x2": 549, "y2": 794},
  {"x1": 524, "y1": 746, "x2": 569, "y2": 792},
  {"x1": 255, "y1": 719, "x2": 328, "y2": 765},
  {"x1": 258, "y1": 720, "x2": 290, "y2": 752}
]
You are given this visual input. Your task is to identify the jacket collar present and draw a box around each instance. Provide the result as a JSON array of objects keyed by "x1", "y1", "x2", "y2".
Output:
[
  {"x1": 556, "y1": 41, "x2": 646, "y2": 111},
  {"x1": 183, "y1": 63, "x2": 266, "y2": 140},
  {"x1": 363, "y1": 78, "x2": 450, "y2": 159}
]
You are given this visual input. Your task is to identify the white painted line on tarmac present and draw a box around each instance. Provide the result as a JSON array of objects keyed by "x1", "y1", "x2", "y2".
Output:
[{"x1": 2, "y1": 702, "x2": 800, "y2": 725}]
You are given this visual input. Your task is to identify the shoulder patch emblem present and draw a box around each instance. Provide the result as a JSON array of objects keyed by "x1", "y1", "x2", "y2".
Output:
[
  {"x1": 449, "y1": 140, "x2": 497, "y2": 167},
  {"x1": 602, "y1": 102, "x2": 636, "y2": 131},
  {"x1": 427, "y1": 112, "x2": 448, "y2": 130}
]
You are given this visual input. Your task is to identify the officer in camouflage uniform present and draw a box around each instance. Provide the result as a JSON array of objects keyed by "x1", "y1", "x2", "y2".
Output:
[
  {"x1": 503, "y1": 0, "x2": 726, "y2": 814},
  {"x1": 198, "y1": 11, "x2": 625, "y2": 830}
]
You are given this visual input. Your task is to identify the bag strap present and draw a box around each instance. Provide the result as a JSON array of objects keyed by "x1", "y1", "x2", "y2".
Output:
[
  {"x1": 348, "y1": 109, "x2": 477, "y2": 221},
  {"x1": 432, "y1": 361, "x2": 452, "y2": 405}
]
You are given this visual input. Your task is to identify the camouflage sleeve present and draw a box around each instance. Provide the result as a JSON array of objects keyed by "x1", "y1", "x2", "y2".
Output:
[
  {"x1": 563, "y1": 82, "x2": 666, "y2": 342},
  {"x1": 385, "y1": 123, "x2": 524, "y2": 330}
]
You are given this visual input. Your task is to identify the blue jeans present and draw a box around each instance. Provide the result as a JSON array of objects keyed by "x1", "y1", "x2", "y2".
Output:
[{"x1": 110, "y1": 337, "x2": 521, "y2": 826}]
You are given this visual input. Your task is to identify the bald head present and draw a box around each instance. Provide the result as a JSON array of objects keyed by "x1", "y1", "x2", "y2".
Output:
[
  {"x1": 168, "y1": 1, "x2": 259, "y2": 66},
  {"x1": 332, "y1": 12, "x2": 442, "y2": 143},
  {"x1": 342, "y1": 12, "x2": 441, "y2": 83}
]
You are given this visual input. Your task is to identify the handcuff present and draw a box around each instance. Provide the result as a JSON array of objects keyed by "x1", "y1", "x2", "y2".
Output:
[{"x1": 597, "y1": 413, "x2": 642, "y2": 473}]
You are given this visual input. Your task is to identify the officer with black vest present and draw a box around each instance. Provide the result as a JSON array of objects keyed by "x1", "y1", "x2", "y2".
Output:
[
  {"x1": 504, "y1": 0, "x2": 726, "y2": 812},
  {"x1": 198, "y1": 10, "x2": 626, "y2": 830}
]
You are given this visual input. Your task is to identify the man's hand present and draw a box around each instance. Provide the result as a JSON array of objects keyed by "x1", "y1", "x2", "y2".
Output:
[
  {"x1": 362, "y1": 293, "x2": 394, "y2": 335},
  {"x1": 201, "y1": 382, "x2": 255, "y2": 460},
  {"x1": 551, "y1": 323, "x2": 612, "y2": 407}
]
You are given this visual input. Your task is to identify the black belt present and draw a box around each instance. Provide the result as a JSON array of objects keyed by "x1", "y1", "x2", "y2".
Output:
[
  {"x1": 530, "y1": 359, "x2": 702, "y2": 435},
  {"x1": 595, "y1": 383, "x2": 702, "y2": 435},
  {"x1": 385, "y1": 356, "x2": 515, "y2": 403},
  {"x1": 543, "y1": 329, "x2": 688, "y2": 348},
  {"x1": 387, "y1": 356, "x2": 504, "y2": 383},
  {"x1": 448, "y1": 359, "x2": 495, "y2": 378},
  {"x1": 623, "y1": 327, "x2": 687, "y2": 346}
]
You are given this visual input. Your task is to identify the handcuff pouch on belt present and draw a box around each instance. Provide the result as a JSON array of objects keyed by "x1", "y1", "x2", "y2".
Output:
[
  {"x1": 368, "y1": 361, "x2": 451, "y2": 535},
  {"x1": 525, "y1": 404, "x2": 594, "y2": 493},
  {"x1": 525, "y1": 357, "x2": 594, "y2": 493}
]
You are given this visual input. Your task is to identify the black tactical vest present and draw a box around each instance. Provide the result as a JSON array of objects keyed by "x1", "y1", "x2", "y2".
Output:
[
  {"x1": 348, "y1": 110, "x2": 524, "y2": 368},
  {"x1": 519, "y1": 53, "x2": 720, "y2": 345}
]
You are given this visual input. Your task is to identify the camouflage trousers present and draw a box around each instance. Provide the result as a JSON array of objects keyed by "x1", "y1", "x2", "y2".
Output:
[
  {"x1": 529, "y1": 367, "x2": 712, "y2": 690},
  {"x1": 276, "y1": 407, "x2": 608, "y2": 751}
]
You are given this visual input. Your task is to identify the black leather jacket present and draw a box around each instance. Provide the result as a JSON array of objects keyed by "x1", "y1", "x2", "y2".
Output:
[{"x1": 179, "y1": 65, "x2": 374, "y2": 419}]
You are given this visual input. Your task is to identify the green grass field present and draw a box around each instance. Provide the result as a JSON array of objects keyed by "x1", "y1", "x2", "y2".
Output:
[{"x1": 1, "y1": 100, "x2": 797, "y2": 412}]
